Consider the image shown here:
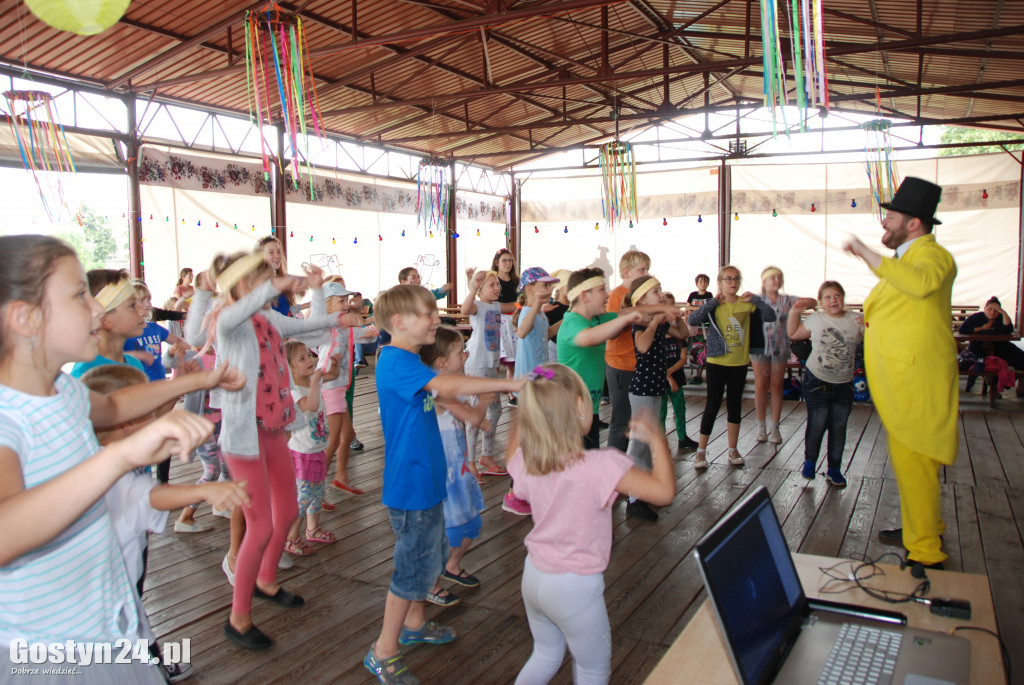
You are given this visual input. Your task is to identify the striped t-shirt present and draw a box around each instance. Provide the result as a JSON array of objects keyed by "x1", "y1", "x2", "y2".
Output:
[{"x1": 0, "y1": 373, "x2": 141, "y2": 645}]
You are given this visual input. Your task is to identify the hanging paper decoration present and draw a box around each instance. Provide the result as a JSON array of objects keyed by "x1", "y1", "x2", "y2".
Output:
[
  {"x1": 861, "y1": 118, "x2": 900, "y2": 220},
  {"x1": 598, "y1": 141, "x2": 638, "y2": 230},
  {"x1": 25, "y1": 0, "x2": 130, "y2": 36},
  {"x1": 416, "y1": 159, "x2": 451, "y2": 234},
  {"x1": 244, "y1": 4, "x2": 324, "y2": 198},
  {"x1": 2, "y1": 90, "x2": 81, "y2": 222},
  {"x1": 759, "y1": 0, "x2": 829, "y2": 135}
]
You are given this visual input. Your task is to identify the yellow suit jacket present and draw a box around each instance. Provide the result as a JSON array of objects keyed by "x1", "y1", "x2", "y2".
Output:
[{"x1": 863, "y1": 233, "x2": 959, "y2": 464}]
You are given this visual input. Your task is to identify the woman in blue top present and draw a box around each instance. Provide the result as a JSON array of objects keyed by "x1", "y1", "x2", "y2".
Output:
[{"x1": 258, "y1": 236, "x2": 293, "y2": 317}]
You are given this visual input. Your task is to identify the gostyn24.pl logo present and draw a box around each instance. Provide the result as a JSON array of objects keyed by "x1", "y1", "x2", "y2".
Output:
[{"x1": 9, "y1": 638, "x2": 190, "y2": 671}]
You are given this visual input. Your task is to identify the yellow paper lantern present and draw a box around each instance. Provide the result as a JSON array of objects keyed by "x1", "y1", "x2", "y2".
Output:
[{"x1": 26, "y1": 0, "x2": 131, "y2": 36}]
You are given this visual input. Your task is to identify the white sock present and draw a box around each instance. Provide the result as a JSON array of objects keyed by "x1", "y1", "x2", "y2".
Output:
[{"x1": 757, "y1": 421, "x2": 766, "y2": 431}]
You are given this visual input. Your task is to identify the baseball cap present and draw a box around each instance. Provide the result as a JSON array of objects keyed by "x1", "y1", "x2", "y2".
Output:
[
  {"x1": 323, "y1": 281, "x2": 356, "y2": 298},
  {"x1": 519, "y1": 267, "x2": 560, "y2": 293}
]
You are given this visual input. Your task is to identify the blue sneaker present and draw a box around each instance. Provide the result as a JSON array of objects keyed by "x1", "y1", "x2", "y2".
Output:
[
  {"x1": 398, "y1": 621, "x2": 457, "y2": 646},
  {"x1": 801, "y1": 460, "x2": 816, "y2": 479},
  {"x1": 825, "y1": 468, "x2": 848, "y2": 488}
]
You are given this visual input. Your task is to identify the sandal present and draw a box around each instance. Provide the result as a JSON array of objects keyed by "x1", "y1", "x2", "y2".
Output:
[
  {"x1": 398, "y1": 620, "x2": 457, "y2": 646},
  {"x1": 306, "y1": 527, "x2": 337, "y2": 544},
  {"x1": 320, "y1": 501, "x2": 338, "y2": 511},
  {"x1": 479, "y1": 465, "x2": 507, "y2": 477},
  {"x1": 284, "y1": 538, "x2": 316, "y2": 556},
  {"x1": 364, "y1": 646, "x2": 419, "y2": 685},
  {"x1": 426, "y1": 589, "x2": 460, "y2": 607}
]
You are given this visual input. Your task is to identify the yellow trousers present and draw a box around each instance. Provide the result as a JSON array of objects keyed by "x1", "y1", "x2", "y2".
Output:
[{"x1": 889, "y1": 435, "x2": 947, "y2": 565}]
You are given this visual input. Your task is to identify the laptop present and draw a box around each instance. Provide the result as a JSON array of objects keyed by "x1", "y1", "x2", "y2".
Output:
[{"x1": 693, "y1": 486, "x2": 970, "y2": 685}]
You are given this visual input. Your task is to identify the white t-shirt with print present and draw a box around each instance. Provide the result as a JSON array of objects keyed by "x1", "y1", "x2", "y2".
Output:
[
  {"x1": 804, "y1": 311, "x2": 864, "y2": 383},
  {"x1": 466, "y1": 300, "x2": 502, "y2": 370}
]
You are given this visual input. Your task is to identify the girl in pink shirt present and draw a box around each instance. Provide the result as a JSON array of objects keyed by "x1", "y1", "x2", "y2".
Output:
[{"x1": 506, "y1": 363, "x2": 676, "y2": 685}]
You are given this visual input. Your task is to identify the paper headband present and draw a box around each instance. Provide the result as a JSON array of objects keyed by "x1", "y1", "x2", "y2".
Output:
[
  {"x1": 217, "y1": 252, "x2": 266, "y2": 294},
  {"x1": 95, "y1": 280, "x2": 135, "y2": 312},
  {"x1": 630, "y1": 278, "x2": 661, "y2": 306},
  {"x1": 568, "y1": 276, "x2": 605, "y2": 303}
]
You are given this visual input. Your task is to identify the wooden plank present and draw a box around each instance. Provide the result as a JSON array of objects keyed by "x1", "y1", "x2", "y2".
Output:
[{"x1": 137, "y1": 367, "x2": 1024, "y2": 684}]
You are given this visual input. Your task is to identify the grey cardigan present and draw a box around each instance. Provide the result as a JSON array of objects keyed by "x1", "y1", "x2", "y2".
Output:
[
  {"x1": 687, "y1": 295, "x2": 776, "y2": 359},
  {"x1": 186, "y1": 280, "x2": 335, "y2": 458}
]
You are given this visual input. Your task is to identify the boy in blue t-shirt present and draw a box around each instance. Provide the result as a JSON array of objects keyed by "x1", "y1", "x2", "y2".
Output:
[
  {"x1": 365, "y1": 284, "x2": 522, "y2": 685},
  {"x1": 123, "y1": 281, "x2": 188, "y2": 382}
]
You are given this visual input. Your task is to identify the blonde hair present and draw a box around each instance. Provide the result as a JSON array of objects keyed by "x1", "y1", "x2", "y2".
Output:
[
  {"x1": 717, "y1": 265, "x2": 741, "y2": 282},
  {"x1": 619, "y1": 250, "x2": 651, "y2": 274},
  {"x1": 760, "y1": 266, "x2": 783, "y2": 295},
  {"x1": 375, "y1": 284, "x2": 437, "y2": 334},
  {"x1": 284, "y1": 340, "x2": 310, "y2": 369},
  {"x1": 80, "y1": 364, "x2": 148, "y2": 394},
  {"x1": 209, "y1": 251, "x2": 271, "y2": 302},
  {"x1": 518, "y1": 363, "x2": 589, "y2": 476}
]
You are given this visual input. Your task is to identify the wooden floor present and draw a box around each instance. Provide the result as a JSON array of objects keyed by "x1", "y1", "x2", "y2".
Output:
[{"x1": 146, "y1": 367, "x2": 1024, "y2": 684}]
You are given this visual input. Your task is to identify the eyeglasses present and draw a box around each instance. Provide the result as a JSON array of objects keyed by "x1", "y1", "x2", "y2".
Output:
[{"x1": 721, "y1": 277, "x2": 741, "y2": 283}]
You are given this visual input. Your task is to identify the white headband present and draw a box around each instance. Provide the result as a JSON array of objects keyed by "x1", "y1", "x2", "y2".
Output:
[
  {"x1": 630, "y1": 278, "x2": 660, "y2": 306},
  {"x1": 95, "y1": 280, "x2": 134, "y2": 312},
  {"x1": 217, "y1": 253, "x2": 265, "y2": 293},
  {"x1": 568, "y1": 276, "x2": 606, "y2": 303}
]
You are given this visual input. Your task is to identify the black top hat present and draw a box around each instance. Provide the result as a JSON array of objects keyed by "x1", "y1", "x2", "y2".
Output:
[{"x1": 879, "y1": 176, "x2": 943, "y2": 225}]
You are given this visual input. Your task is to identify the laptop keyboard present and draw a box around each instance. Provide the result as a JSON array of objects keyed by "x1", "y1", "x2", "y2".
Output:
[{"x1": 817, "y1": 623, "x2": 902, "y2": 685}]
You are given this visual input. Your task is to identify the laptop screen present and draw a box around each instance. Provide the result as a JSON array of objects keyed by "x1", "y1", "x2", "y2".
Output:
[{"x1": 694, "y1": 487, "x2": 807, "y2": 685}]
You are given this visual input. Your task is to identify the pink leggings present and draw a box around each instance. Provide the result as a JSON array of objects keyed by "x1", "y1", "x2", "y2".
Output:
[{"x1": 223, "y1": 428, "x2": 298, "y2": 615}]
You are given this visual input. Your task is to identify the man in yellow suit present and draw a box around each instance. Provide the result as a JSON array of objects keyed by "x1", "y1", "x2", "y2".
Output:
[{"x1": 844, "y1": 177, "x2": 957, "y2": 572}]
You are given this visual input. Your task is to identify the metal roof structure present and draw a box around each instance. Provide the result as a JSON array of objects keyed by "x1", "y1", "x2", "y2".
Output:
[{"x1": 2, "y1": 0, "x2": 1023, "y2": 171}]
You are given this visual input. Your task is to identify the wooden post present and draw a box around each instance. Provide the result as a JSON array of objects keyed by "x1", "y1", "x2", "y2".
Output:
[
  {"x1": 508, "y1": 173, "x2": 520, "y2": 270},
  {"x1": 270, "y1": 126, "x2": 288, "y2": 260},
  {"x1": 1017, "y1": 159, "x2": 1024, "y2": 329},
  {"x1": 446, "y1": 159, "x2": 458, "y2": 306},
  {"x1": 126, "y1": 96, "x2": 144, "y2": 280},
  {"x1": 718, "y1": 159, "x2": 731, "y2": 266}
]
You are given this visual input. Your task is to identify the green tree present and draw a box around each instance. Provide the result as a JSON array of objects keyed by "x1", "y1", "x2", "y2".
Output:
[
  {"x1": 939, "y1": 126, "x2": 1024, "y2": 156},
  {"x1": 60, "y1": 207, "x2": 121, "y2": 271}
]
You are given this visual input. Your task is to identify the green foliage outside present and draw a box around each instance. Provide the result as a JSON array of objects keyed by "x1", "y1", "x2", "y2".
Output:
[
  {"x1": 939, "y1": 126, "x2": 1024, "y2": 156},
  {"x1": 59, "y1": 207, "x2": 123, "y2": 271}
]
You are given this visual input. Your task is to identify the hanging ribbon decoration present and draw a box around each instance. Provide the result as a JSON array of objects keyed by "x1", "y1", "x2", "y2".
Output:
[
  {"x1": 416, "y1": 159, "x2": 451, "y2": 235},
  {"x1": 3, "y1": 90, "x2": 82, "y2": 222},
  {"x1": 760, "y1": 0, "x2": 829, "y2": 136},
  {"x1": 244, "y1": 4, "x2": 324, "y2": 199},
  {"x1": 598, "y1": 141, "x2": 638, "y2": 230},
  {"x1": 862, "y1": 116, "x2": 900, "y2": 221}
]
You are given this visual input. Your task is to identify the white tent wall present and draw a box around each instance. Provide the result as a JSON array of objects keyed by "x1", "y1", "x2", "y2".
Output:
[
  {"x1": 137, "y1": 147, "x2": 507, "y2": 304},
  {"x1": 139, "y1": 184, "x2": 270, "y2": 304},
  {"x1": 727, "y1": 153, "x2": 1021, "y2": 320},
  {"x1": 520, "y1": 167, "x2": 720, "y2": 298}
]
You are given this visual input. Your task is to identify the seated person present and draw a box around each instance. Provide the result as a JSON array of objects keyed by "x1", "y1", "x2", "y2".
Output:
[{"x1": 960, "y1": 297, "x2": 1024, "y2": 392}]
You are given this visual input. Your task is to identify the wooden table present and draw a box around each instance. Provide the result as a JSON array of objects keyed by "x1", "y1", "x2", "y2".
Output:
[
  {"x1": 954, "y1": 333, "x2": 1021, "y2": 343},
  {"x1": 645, "y1": 553, "x2": 1004, "y2": 685}
]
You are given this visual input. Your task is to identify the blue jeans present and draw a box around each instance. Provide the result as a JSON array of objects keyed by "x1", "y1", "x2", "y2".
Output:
[
  {"x1": 388, "y1": 502, "x2": 447, "y2": 601},
  {"x1": 802, "y1": 369, "x2": 854, "y2": 470}
]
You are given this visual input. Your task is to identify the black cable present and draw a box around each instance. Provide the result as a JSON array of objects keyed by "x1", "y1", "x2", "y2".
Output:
[
  {"x1": 816, "y1": 553, "x2": 931, "y2": 604},
  {"x1": 951, "y1": 626, "x2": 1011, "y2": 684}
]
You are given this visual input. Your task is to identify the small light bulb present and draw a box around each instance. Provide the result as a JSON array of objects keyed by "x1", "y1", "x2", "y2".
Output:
[
  {"x1": 662, "y1": 218, "x2": 667, "y2": 226},
  {"x1": 772, "y1": 208, "x2": 777, "y2": 217},
  {"x1": 811, "y1": 204, "x2": 816, "y2": 212}
]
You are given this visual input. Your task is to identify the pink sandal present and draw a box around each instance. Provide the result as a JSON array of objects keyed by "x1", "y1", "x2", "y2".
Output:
[
  {"x1": 306, "y1": 527, "x2": 337, "y2": 544},
  {"x1": 284, "y1": 538, "x2": 316, "y2": 556}
]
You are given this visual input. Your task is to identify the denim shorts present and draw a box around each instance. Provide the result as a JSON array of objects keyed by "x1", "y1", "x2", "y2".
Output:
[
  {"x1": 388, "y1": 502, "x2": 447, "y2": 601},
  {"x1": 446, "y1": 514, "x2": 482, "y2": 548}
]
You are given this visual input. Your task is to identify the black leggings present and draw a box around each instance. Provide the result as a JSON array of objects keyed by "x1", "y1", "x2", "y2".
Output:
[{"x1": 700, "y1": 362, "x2": 748, "y2": 436}]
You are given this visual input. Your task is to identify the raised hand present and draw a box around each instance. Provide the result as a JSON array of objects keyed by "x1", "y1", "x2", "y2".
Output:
[
  {"x1": 119, "y1": 410, "x2": 214, "y2": 468},
  {"x1": 303, "y1": 263, "x2": 325, "y2": 289},
  {"x1": 205, "y1": 359, "x2": 247, "y2": 391},
  {"x1": 628, "y1": 410, "x2": 666, "y2": 446}
]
